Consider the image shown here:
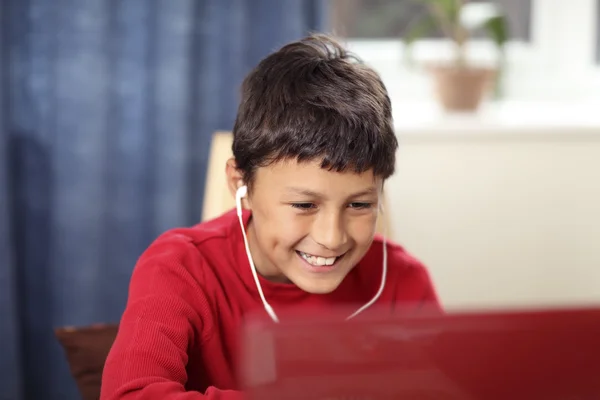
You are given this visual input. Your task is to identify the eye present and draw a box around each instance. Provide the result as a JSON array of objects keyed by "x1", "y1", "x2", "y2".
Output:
[
  {"x1": 291, "y1": 203, "x2": 317, "y2": 211},
  {"x1": 349, "y1": 202, "x2": 373, "y2": 210}
]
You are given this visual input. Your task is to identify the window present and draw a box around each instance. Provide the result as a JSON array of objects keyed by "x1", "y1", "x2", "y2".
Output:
[
  {"x1": 331, "y1": 0, "x2": 531, "y2": 41},
  {"x1": 329, "y1": 0, "x2": 600, "y2": 105}
]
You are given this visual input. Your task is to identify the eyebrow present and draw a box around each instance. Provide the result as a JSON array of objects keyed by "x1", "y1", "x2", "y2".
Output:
[{"x1": 284, "y1": 186, "x2": 378, "y2": 199}]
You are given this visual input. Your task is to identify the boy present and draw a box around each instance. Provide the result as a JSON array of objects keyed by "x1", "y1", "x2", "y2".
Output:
[{"x1": 100, "y1": 34, "x2": 440, "y2": 400}]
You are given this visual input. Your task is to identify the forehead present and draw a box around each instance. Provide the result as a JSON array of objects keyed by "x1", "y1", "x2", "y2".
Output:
[{"x1": 253, "y1": 159, "x2": 381, "y2": 193}]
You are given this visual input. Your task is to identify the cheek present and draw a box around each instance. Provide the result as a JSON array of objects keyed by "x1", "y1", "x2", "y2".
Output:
[
  {"x1": 347, "y1": 214, "x2": 378, "y2": 246},
  {"x1": 254, "y1": 208, "x2": 310, "y2": 249},
  {"x1": 272, "y1": 218, "x2": 311, "y2": 249}
]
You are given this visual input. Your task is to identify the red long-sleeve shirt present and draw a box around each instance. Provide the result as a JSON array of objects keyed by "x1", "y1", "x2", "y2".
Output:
[{"x1": 100, "y1": 209, "x2": 441, "y2": 399}]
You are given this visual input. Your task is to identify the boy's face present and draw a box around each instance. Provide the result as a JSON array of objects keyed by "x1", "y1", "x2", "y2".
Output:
[{"x1": 241, "y1": 159, "x2": 382, "y2": 294}]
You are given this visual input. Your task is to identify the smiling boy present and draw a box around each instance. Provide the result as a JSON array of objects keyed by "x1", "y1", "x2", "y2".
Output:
[{"x1": 101, "y1": 34, "x2": 441, "y2": 400}]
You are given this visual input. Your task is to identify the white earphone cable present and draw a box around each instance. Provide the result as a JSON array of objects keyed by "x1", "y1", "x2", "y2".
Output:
[
  {"x1": 345, "y1": 234, "x2": 387, "y2": 320},
  {"x1": 236, "y1": 186, "x2": 279, "y2": 322}
]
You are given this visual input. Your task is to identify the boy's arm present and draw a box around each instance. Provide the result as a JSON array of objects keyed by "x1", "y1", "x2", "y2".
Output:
[{"x1": 100, "y1": 237, "x2": 243, "y2": 400}]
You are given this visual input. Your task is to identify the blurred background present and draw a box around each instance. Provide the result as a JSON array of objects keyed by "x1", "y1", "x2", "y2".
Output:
[{"x1": 1, "y1": 1, "x2": 599, "y2": 399}]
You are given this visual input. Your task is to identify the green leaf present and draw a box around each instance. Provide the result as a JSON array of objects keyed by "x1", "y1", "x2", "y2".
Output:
[
  {"x1": 482, "y1": 14, "x2": 509, "y2": 49},
  {"x1": 403, "y1": 15, "x2": 438, "y2": 46},
  {"x1": 402, "y1": 15, "x2": 438, "y2": 67},
  {"x1": 419, "y1": 0, "x2": 461, "y2": 25},
  {"x1": 482, "y1": 14, "x2": 510, "y2": 99},
  {"x1": 409, "y1": 0, "x2": 462, "y2": 42}
]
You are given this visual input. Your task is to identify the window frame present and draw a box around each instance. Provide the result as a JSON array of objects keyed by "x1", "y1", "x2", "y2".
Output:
[{"x1": 338, "y1": 0, "x2": 600, "y2": 104}]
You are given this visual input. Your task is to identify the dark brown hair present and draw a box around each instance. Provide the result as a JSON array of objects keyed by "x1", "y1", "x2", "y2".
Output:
[{"x1": 232, "y1": 33, "x2": 397, "y2": 190}]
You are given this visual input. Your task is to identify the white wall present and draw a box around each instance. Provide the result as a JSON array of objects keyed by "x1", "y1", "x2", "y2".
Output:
[{"x1": 387, "y1": 121, "x2": 600, "y2": 311}]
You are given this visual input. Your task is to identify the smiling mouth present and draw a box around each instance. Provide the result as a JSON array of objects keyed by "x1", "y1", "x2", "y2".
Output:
[{"x1": 296, "y1": 250, "x2": 345, "y2": 267}]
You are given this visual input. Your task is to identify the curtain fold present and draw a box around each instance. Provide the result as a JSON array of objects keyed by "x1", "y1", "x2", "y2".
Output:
[
  {"x1": 0, "y1": 6, "x2": 24, "y2": 396},
  {"x1": 0, "y1": 1, "x2": 327, "y2": 398}
]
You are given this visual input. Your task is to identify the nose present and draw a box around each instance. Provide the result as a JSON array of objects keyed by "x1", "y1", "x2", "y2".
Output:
[{"x1": 311, "y1": 210, "x2": 348, "y2": 251}]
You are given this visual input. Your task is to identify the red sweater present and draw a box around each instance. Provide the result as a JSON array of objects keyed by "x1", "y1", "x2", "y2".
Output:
[{"x1": 101, "y1": 209, "x2": 440, "y2": 399}]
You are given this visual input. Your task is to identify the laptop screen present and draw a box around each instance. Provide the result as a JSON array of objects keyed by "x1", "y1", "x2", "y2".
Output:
[{"x1": 240, "y1": 306, "x2": 600, "y2": 400}]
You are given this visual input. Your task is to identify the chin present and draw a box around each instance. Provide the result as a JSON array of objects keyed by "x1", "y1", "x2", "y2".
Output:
[{"x1": 291, "y1": 276, "x2": 345, "y2": 295}]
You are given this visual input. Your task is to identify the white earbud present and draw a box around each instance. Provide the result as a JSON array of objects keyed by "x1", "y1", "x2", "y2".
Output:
[{"x1": 235, "y1": 185, "x2": 248, "y2": 217}]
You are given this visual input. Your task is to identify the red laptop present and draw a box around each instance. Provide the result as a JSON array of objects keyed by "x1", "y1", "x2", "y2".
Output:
[{"x1": 240, "y1": 306, "x2": 600, "y2": 399}]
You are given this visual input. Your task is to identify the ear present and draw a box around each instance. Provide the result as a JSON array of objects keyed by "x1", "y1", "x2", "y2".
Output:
[{"x1": 225, "y1": 157, "x2": 246, "y2": 201}]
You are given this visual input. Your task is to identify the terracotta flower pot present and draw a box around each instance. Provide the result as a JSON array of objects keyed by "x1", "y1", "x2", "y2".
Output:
[{"x1": 428, "y1": 65, "x2": 496, "y2": 112}]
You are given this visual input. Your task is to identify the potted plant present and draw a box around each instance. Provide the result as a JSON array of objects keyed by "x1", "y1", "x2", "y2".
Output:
[{"x1": 404, "y1": 0, "x2": 509, "y2": 112}]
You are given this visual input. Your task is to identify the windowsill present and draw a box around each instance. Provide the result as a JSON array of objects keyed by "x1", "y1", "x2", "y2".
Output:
[{"x1": 393, "y1": 100, "x2": 600, "y2": 137}]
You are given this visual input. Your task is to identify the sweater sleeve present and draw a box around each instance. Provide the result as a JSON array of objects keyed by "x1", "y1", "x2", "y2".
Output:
[
  {"x1": 100, "y1": 235, "x2": 244, "y2": 400},
  {"x1": 390, "y1": 247, "x2": 444, "y2": 316},
  {"x1": 415, "y1": 261, "x2": 444, "y2": 315},
  {"x1": 421, "y1": 267, "x2": 444, "y2": 314}
]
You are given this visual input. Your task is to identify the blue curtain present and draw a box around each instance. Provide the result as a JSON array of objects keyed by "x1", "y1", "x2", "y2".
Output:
[{"x1": 0, "y1": 1, "x2": 327, "y2": 399}]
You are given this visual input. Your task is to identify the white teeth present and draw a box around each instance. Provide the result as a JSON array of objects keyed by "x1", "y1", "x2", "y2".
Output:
[{"x1": 299, "y1": 251, "x2": 337, "y2": 266}]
